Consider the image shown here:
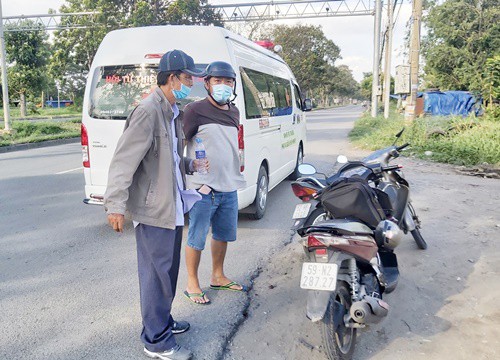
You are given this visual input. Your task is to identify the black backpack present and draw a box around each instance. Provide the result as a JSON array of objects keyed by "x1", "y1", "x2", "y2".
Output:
[{"x1": 320, "y1": 177, "x2": 387, "y2": 228}]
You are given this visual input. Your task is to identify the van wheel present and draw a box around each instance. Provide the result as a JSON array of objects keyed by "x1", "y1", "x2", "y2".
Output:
[
  {"x1": 288, "y1": 145, "x2": 304, "y2": 180},
  {"x1": 249, "y1": 165, "x2": 268, "y2": 220}
]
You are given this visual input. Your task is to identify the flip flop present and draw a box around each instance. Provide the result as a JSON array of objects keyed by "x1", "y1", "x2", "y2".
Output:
[
  {"x1": 210, "y1": 281, "x2": 248, "y2": 292},
  {"x1": 183, "y1": 290, "x2": 210, "y2": 305}
]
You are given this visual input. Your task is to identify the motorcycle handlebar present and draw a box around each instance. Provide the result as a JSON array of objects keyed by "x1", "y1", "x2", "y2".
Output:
[
  {"x1": 396, "y1": 143, "x2": 410, "y2": 152},
  {"x1": 381, "y1": 164, "x2": 401, "y2": 172}
]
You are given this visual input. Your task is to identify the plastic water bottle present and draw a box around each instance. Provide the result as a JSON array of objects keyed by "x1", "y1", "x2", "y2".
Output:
[{"x1": 195, "y1": 137, "x2": 208, "y2": 174}]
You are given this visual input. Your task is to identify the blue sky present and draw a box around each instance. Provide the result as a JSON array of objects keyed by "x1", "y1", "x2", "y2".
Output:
[{"x1": 2, "y1": 0, "x2": 414, "y2": 82}]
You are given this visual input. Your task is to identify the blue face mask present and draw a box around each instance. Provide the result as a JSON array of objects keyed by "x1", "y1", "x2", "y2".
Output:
[
  {"x1": 211, "y1": 84, "x2": 233, "y2": 104},
  {"x1": 172, "y1": 81, "x2": 192, "y2": 100}
]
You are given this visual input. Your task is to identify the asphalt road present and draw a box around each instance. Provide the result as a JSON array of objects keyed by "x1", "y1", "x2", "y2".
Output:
[{"x1": 0, "y1": 106, "x2": 365, "y2": 359}]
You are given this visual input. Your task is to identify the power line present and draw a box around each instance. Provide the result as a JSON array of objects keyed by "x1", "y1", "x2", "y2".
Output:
[
  {"x1": 2, "y1": 12, "x2": 100, "y2": 31},
  {"x1": 208, "y1": 0, "x2": 374, "y2": 21},
  {"x1": 2, "y1": 1, "x2": 375, "y2": 31}
]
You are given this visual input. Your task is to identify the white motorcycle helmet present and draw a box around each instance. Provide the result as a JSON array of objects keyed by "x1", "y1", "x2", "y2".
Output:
[{"x1": 375, "y1": 220, "x2": 402, "y2": 249}]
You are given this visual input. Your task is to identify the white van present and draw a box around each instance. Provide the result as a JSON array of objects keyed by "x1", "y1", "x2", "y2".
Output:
[{"x1": 82, "y1": 25, "x2": 310, "y2": 219}]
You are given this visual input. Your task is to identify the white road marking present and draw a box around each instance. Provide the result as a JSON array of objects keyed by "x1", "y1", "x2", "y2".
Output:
[{"x1": 56, "y1": 167, "x2": 83, "y2": 175}]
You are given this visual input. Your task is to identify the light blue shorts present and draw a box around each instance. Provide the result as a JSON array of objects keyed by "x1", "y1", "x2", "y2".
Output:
[{"x1": 187, "y1": 190, "x2": 238, "y2": 251}]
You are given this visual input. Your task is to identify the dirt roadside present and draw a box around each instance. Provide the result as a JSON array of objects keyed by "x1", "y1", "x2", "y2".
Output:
[{"x1": 224, "y1": 153, "x2": 500, "y2": 359}]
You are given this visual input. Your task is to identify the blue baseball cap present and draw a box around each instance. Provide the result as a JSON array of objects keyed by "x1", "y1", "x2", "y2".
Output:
[{"x1": 158, "y1": 49, "x2": 205, "y2": 77}]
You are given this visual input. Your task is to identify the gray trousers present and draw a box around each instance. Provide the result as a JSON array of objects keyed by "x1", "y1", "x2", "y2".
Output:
[{"x1": 135, "y1": 224, "x2": 183, "y2": 352}]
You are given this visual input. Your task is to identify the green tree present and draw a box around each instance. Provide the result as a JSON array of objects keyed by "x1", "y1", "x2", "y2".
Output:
[
  {"x1": 130, "y1": 1, "x2": 167, "y2": 26},
  {"x1": 359, "y1": 72, "x2": 394, "y2": 101},
  {"x1": 166, "y1": 0, "x2": 223, "y2": 26},
  {"x1": 329, "y1": 65, "x2": 360, "y2": 98},
  {"x1": 484, "y1": 55, "x2": 500, "y2": 107},
  {"x1": 360, "y1": 73, "x2": 373, "y2": 100},
  {"x1": 423, "y1": 0, "x2": 500, "y2": 92},
  {"x1": 5, "y1": 20, "x2": 50, "y2": 117},
  {"x1": 266, "y1": 24, "x2": 341, "y2": 95}
]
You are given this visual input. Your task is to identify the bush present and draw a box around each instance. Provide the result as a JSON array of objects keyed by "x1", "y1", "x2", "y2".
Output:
[{"x1": 484, "y1": 105, "x2": 500, "y2": 122}]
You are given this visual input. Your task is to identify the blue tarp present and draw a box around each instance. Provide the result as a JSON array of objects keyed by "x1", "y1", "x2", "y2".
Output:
[
  {"x1": 422, "y1": 91, "x2": 480, "y2": 116},
  {"x1": 45, "y1": 100, "x2": 74, "y2": 107}
]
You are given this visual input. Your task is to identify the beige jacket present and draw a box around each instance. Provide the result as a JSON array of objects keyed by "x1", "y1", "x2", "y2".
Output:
[{"x1": 104, "y1": 87, "x2": 191, "y2": 229}]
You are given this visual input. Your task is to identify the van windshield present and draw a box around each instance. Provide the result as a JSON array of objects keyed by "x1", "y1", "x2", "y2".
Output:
[{"x1": 89, "y1": 64, "x2": 207, "y2": 120}]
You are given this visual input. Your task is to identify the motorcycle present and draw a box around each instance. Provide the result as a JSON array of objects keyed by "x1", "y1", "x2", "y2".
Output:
[
  {"x1": 292, "y1": 129, "x2": 427, "y2": 250},
  {"x1": 291, "y1": 160, "x2": 403, "y2": 360},
  {"x1": 360, "y1": 129, "x2": 427, "y2": 249}
]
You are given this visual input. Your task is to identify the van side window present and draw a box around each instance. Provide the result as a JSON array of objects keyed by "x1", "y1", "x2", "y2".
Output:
[
  {"x1": 240, "y1": 67, "x2": 293, "y2": 119},
  {"x1": 293, "y1": 84, "x2": 302, "y2": 110}
]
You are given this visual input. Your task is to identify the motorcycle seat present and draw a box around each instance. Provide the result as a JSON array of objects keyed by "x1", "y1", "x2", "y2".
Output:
[{"x1": 299, "y1": 218, "x2": 373, "y2": 236}]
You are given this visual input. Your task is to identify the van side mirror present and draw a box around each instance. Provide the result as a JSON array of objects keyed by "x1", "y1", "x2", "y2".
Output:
[{"x1": 303, "y1": 99, "x2": 313, "y2": 112}]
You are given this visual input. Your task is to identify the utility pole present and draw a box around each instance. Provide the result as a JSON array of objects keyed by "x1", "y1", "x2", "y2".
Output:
[
  {"x1": 405, "y1": 0, "x2": 423, "y2": 120},
  {"x1": 0, "y1": 0, "x2": 11, "y2": 131},
  {"x1": 371, "y1": 0, "x2": 382, "y2": 117},
  {"x1": 55, "y1": 80, "x2": 60, "y2": 109},
  {"x1": 383, "y1": 0, "x2": 394, "y2": 119}
]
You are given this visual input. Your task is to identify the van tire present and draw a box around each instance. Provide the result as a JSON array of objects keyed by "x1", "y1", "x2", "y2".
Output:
[
  {"x1": 249, "y1": 165, "x2": 268, "y2": 220},
  {"x1": 288, "y1": 145, "x2": 304, "y2": 180}
]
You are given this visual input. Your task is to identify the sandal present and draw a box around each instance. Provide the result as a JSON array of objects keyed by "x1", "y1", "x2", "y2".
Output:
[
  {"x1": 183, "y1": 290, "x2": 210, "y2": 305},
  {"x1": 209, "y1": 281, "x2": 248, "y2": 292}
]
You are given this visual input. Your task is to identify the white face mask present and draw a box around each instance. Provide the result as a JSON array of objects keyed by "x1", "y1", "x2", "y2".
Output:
[{"x1": 211, "y1": 84, "x2": 233, "y2": 104}]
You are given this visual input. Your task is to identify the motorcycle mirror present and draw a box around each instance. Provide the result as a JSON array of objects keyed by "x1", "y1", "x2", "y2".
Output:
[
  {"x1": 392, "y1": 128, "x2": 405, "y2": 146},
  {"x1": 336, "y1": 155, "x2": 348, "y2": 164},
  {"x1": 298, "y1": 163, "x2": 317, "y2": 175}
]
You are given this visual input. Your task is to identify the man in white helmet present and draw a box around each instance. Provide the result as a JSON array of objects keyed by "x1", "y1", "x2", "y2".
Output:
[{"x1": 182, "y1": 61, "x2": 247, "y2": 305}]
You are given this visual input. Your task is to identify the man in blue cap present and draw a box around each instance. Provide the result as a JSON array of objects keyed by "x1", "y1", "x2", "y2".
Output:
[{"x1": 104, "y1": 49, "x2": 207, "y2": 360}]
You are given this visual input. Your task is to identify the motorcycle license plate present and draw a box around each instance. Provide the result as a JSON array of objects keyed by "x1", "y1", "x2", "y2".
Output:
[
  {"x1": 292, "y1": 203, "x2": 311, "y2": 219},
  {"x1": 300, "y1": 263, "x2": 338, "y2": 291}
]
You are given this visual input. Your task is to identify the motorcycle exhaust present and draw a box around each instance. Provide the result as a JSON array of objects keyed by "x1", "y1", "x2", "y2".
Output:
[{"x1": 350, "y1": 296, "x2": 389, "y2": 324}]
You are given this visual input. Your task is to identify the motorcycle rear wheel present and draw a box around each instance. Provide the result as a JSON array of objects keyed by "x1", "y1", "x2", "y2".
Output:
[
  {"x1": 321, "y1": 281, "x2": 356, "y2": 360},
  {"x1": 304, "y1": 207, "x2": 328, "y2": 227}
]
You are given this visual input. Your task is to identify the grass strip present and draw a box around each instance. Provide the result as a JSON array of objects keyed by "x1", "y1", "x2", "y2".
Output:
[
  {"x1": 0, "y1": 105, "x2": 82, "y2": 118},
  {"x1": 350, "y1": 109, "x2": 500, "y2": 167},
  {"x1": 0, "y1": 121, "x2": 80, "y2": 147}
]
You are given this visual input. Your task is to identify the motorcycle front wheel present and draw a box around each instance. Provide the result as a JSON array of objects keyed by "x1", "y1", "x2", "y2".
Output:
[
  {"x1": 321, "y1": 281, "x2": 356, "y2": 360},
  {"x1": 411, "y1": 228, "x2": 427, "y2": 250},
  {"x1": 407, "y1": 203, "x2": 427, "y2": 250}
]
